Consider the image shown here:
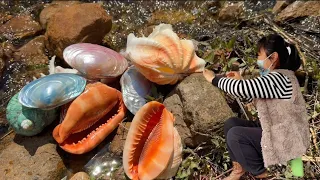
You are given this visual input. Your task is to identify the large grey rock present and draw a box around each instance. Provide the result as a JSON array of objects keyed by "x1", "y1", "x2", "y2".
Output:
[
  {"x1": 45, "y1": 3, "x2": 112, "y2": 59},
  {"x1": 163, "y1": 93, "x2": 193, "y2": 147},
  {"x1": 164, "y1": 73, "x2": 235, "y2": 147},
  {"x1": 0, "y1": 130, "x2": 66, "y2": 180},
  {"x1": 275, "y1": 1, "x2": 320, "y2": 22}
]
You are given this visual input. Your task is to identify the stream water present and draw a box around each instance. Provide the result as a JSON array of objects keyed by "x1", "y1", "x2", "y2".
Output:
[{"x1": 1, "y1": 0, "x2": 320, "y2": 179}]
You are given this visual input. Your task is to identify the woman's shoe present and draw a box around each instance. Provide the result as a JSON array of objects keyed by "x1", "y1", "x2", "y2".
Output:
[
  {"x1": 254, "y1": 170, "x2": 269, "y2": 179},
  {"x1": 223, "y1": 162, "x2": 246, "y2": 180}
]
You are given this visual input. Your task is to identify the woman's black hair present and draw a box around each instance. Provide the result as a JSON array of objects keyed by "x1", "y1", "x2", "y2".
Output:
[{"x1": 257, "y1": 34, "x2": 301, "y2": 71}]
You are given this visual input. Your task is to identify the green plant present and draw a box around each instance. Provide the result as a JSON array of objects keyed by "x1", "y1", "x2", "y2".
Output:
[
  {"x1": 145, "y1": 84, "x2": 164, "y2": 103},
  {"x1": 175, "y1": 136, "x2": 231, "y2": 179}
]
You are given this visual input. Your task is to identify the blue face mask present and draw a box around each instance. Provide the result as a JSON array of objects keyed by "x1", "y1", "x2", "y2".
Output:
[{"x1": 257, "y1": 53, "x2": 274, "y2": 76}]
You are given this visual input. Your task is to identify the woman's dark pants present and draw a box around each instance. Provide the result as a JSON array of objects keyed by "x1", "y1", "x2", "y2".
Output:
[{"x1": 224, "y1": 117, "x2": 266, "y2": 176}]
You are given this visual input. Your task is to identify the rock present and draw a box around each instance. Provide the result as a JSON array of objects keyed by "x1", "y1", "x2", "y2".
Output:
[
  {"x1": 109, "y1": 122, "x2": 131, "y2": 156},
  {"x1": 275, "y1": 1, "x2": 320, "y2": 22},
  {"x1": 2, "y1": 42, "x2": 16, "y2": 58},
  {"x1": 0, "y1": 15, "x2": 42, "y2": 40},
  {"x1": 138, "y1": 25, "x2": 156, "y2": 37},
  {"x1": 163, "y1": 73, "x2": 235, "y2": 147},
  {"x1": 13, "y1": 35, "x2": 48, "y2": 66},
  {"x1": 0, "y1": 57, "x2": 4, "y2": 75},
  {"x1": 0, "y1": 129, "x2": 66, "y2": 180},
  {"x1": 0, "y1": 42, "x2": 15, "y2": 75},
  {"x1": 39, "y1": 1, "x2": 81, "y2": 29},
  {"x1": 0, "y1": 12, "x2": 13, "y2": 24},
  {"x1": 0, "y1": 42, "x2": 15, "y2": 78},
  {"x1": 205, "y1": 1, "x2": 222, "y2": 15},
  {"x1": 0, "y1": 47, "x2": 4, "y2": 75},
  {"x1": 45, "y1": 3, "x2": 112, "y2": 59},
  {"x1": 163, "y1": 93, "x2": 193, "y2": 147},
  {"x1": 69, "y1": 172, "x2": 90, "y2": 180},
  {"x1": 113, "y1": 167, "x2": 126, "y2": 180},
  {"x1": 272, "y1": 1, "x2": 290, "y2": 14},
  {"x1": 218, "y1": 2, "x2": 244, "y2": 21}
]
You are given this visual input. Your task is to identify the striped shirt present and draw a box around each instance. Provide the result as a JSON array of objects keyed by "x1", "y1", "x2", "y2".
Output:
[{"x1": 212, "y1": 72, "x2": 293, "y2": 101}]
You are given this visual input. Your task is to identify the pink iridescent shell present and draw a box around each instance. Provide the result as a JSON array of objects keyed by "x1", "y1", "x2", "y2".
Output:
[{"x1": 63, "y1": 43, "x2": 128, "y2": 79}]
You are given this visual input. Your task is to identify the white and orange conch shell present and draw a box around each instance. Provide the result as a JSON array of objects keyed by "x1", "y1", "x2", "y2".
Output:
[
  {"x1": 124, "y1": 24, "x2": 206, "y2": 85},
  {"x1": 123, "y1": 101, "x2": 182, "y2": 180}
]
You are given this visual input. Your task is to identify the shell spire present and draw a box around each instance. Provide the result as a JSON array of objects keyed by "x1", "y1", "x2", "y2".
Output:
[
  {"x1": 124, "y1": 23, "x2": 205, "y2": 85},
  {"x1": 21, "y1": 119, "x2": 34, "y2": 130}
]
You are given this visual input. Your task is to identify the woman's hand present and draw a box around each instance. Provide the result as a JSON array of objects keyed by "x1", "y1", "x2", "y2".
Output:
[
  {"x1": 227, "y1": 71, "x2": 242, "y2": 80},
  {"x1": 203, "y1": 69, "x2": 215, "y2": 82}
]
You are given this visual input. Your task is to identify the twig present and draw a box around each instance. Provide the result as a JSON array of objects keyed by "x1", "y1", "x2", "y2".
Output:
[
  {"x1": 214, "y1": 168, "x2": 232, "y2": 179},
  {"x1": 0, "y1": 129, "x2": 14, "y2": 140},
  {"x1": 310, "y1": 127, "x2": 319, "y2": 152},
  {"x1": 235, "y1": 97, "x2": 249, "y2": 120},
  {"x1": 302, "y1": 155, "x2": 320, "y2": 162},
  {"x1": 303, "y1": 74, "x2": 309, "y2": 95},
  {"x1": 191, "y1": 129, "x2": 213, "y2": 138},
  {"x1": 307, "y1": 112, "x2": 320, "y2": 121},
  {"x1": 302, "y1": 155, "x2": 320, "y2": 174},
  {"x1": 311, "y1": 91, "x2": 319, "y2": 152}
]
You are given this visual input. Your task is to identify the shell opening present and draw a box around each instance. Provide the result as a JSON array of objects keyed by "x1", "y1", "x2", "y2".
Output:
[{"x1": 60, "y1": 100, "x2": 123, "y2": 146}]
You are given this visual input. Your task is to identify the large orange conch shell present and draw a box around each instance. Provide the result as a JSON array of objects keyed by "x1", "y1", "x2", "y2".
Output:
[
  {"x1": 124, "y1": 23, "x2": 206, "y2": 85},
  {"x1": 53, "y1": 82, "x2": 126, "y2": 154},
  {"x1": 123, "y1": 101, "x2": 182, "y2": 180}
]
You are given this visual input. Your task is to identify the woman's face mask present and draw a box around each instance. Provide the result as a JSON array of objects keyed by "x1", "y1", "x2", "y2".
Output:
[{"x1": 257, "y1": 52, "x2": 274, "y2": 76}]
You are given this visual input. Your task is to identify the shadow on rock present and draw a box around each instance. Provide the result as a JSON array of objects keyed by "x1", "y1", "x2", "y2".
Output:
[{"x1": 13, "y1": 118, "x2": 59, "y2": 156}]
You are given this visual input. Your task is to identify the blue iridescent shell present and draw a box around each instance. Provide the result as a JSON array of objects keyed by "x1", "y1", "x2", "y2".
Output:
[
  {"x1": 18, "y1": 73, "x2": 86, "y2": 109},
  {"x1": 6, "y1": 93, "x2": 58, "y2": 136},
  {"x1": 120, "y1": 66, "x2": 152, "y2": 115}
]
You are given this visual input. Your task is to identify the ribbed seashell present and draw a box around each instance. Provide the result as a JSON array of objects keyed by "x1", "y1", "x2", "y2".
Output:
[
  {"x1": 124, "y1": 23, "x2": 206, "y2": 85},
  {"x1": 120, "y1": 65, "x2": 152, "y2": 115},
  {"x1": 19, "y1": 73, "x2": 86, "y2": 109},
  {"x1": 157, "y1": 127, "x2": 182, "y2": 179},
  {"x1": 123, "y1": 101, "x2": 182, "y2": 180},
  {"x1": 63, "y1": 43, "x2": 128, "y2": 79},
  {"x1": 6, "y1": 93, "x2": 58, "y2": 136}
]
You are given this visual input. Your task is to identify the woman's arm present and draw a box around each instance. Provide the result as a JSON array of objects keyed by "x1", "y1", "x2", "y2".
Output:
[{"x1": 212, "y1": 72, "x2": 293, "y2": 99}]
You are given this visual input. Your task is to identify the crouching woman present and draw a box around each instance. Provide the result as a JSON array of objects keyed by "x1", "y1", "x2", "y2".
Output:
[{"x1": 202, "y1": 34, "x2": 310, "y2": 179}]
